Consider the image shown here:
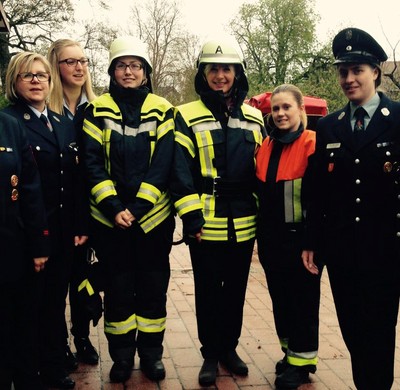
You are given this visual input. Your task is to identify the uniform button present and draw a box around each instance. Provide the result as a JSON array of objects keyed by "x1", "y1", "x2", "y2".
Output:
[
  {"x1": 397, "y1": 232, "x2": 400, "y2": 237},
  {"x1": 355, "y1": 217, "x2": 360, "y2": 222},
  {"x1": 386, "y1": 151, "x2": 391, "y2": 156},
  {"x1": 355, "y1": 179, "x2": 361, "y2": 184},
  {"x1": 397, "y1": 213, "x2": 400, "y2": 218},
  {"x1": 60, "y1": 153, "x2": 63, "y2": 158},
  {"x1": 355, "y1": 159, "x2": 360, "y2": 164},
  {"x1": 61, "y1": 187, "x2": 64, "y2": 192},
  {"x1": 60, "y1": 204, "x2": 63, "y2": 208},
  {"x1": 330, "y1": 152, "x2": 334, "y2": 157},
  {"x1": 61, "y1": 170, "x2": 63, "y2": 175},
  {"x1": 356, "y1": 198, "x2": 361, "y2": 203}
]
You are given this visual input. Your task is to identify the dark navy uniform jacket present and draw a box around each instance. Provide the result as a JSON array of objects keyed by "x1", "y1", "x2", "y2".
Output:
[
  {"x1": 0, "y1": 111, "x2": 49, "y2": 283},
  {"x1": 305, "y1": 92, "x2": 400, "y2": 273},
  {"x1": 2, "y1": 102, "x2": 88, "y2": 257}
]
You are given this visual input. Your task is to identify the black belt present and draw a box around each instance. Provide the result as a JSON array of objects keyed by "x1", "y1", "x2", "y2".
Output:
[{"x1": 202, "y1": 176, "x2": 254, "y2": 197}]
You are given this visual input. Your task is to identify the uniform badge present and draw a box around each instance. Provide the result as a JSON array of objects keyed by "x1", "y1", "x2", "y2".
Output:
[
  {"x1": 328, "y1": 163, "x2": 334, "y2": 172},
  {"x1": 381, "y1": 108, "x2": 390, "y2": 116},
  {"x1": 24, "y1": 113, "x2": 31, "y2": 120},
  {"x1": 0, "y1": 147, "x2": 5, "y2": 152},
  {"x1": 383, "y1": 161, "x2": 392, "y2": 173},
  {"x1": 52, "y1": 115, "x2": 61, "y2": 123},
  {"x1": 10, "y1": 174, "x2": 18, "y2": 187},
  {"x1": 11, "y1": 188, "x2": 18, "y2": 201},
  {"x1": 338, "y1": 112, "x2": 345, "y2": 120}
]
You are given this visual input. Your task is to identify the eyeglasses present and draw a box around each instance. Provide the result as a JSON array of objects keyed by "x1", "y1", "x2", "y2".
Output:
[
  {"x1": 58, "y1": 58, "x2": 90, "y2": 67},
  {"x1": 18, "y1": 72, "x2": 50, "y2": 82},
  {"x1": 115, "y1": 61, "x2": 143, "y2": 72}
]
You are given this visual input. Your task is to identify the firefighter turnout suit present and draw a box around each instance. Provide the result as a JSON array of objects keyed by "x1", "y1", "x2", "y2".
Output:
[
  {"x1": 171, "y1": 94, "x2": 264, "y2": 359},
  {"x1": 82, "y1": 89, "x2": 175, "y2": 366},
  {"x1": 255, "y1": 127, "x2": 321, "y2": 372}
]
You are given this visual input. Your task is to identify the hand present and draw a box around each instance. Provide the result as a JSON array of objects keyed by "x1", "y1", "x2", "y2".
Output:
[
  {"x1": 33, "y1": 256, "x2": 48, "y2": 272},
  {"x1": 114, "y1": 209, "x2": 135, "y2": 229},
  {"x1": 74, "y1": 235, "x2": 89, "y2": 246},
  {"x1": 301, "y1": 250, "x2": 319, "y2": 275},
  {"x1": 188, "y1": 228, "x2": 203, "y2": 243}
]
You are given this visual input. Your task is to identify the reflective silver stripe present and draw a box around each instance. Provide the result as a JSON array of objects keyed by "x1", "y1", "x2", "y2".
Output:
[
  {"x1": 136, "y1": 315, "x2": 166, "y2": 333},
  {"x1": 104, "y1": 118, "x2": 123, "y2": 135},
  {"x1": 228, "y1": 117, "x2": 263, "y2": 132},
  {"x1": 175, "y1": 131, "x2": 196, "y2": 158},
  {"x1": 284, "y1": 179, "x2": 302, "y2": 223},
  {"x1": 192, "y1": 121, "x2": 221, "y2": 133},
  {"x1": 104, "y1": 313, "x2": 137, "y2": 335}
]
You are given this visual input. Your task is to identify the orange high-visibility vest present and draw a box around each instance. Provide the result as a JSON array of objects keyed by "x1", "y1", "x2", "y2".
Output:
[{"x1": 256, "y1": 129, "x2": 316, "y2": 183}]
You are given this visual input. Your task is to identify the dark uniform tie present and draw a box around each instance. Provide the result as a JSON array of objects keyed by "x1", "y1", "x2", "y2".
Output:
[
  {"x1": 40, "y1": 114, "x2": 52, "y2": 131},
  {"x1": 354, "y1": 107, "x2": 367, "y2": 132}
]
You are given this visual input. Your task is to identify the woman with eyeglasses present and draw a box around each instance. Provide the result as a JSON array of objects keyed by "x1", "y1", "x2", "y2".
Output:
[
  {"x1": 81, "y1": 36, "x2": 175, "y2": 383},
  {"x1": 2, "y1": 51, "x2": 87, "y2": 390},
  {"x1": 47, "y1": 39, "x2": 100, "y2": 370}
]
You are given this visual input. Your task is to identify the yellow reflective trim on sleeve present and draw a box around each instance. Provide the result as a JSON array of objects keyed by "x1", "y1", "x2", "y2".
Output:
[
  {"x1": 91, "y1": 180, "x2": 117, "y2": 203},
  {"x1": 157, "y1": 118, "x2": 174, "y2": 140},
  {"x1": 137, "y1": 182, "x2": 162, "y2": 204},
  {"x1": 77, "y1": 279, "x2": 94, "y2": 296},
  {"x1": 90, "y1": 204, "x2": 114, "y2": 227},
  {"x1": 138, "y1": 192, "x2": 172, "y2": 233},
  {"x1": 83, "y1": 119, "x2": 102, "y2": 144},
  {"x1": 175, "y1": 131, "x2": 196, "y2": 158},
  {"x1": 136, "y1": 315, "x2": 166, "y2": 333},
  {"x1": 104, "y1": 313, "x2": 137, "y2": 335},
  {"x1": 174, "y1": 194, "x2": 203, "y2": 217}
]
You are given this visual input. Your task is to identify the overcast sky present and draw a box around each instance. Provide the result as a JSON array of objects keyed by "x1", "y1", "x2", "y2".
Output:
[{"x1": 75, "y1": 0, "x2": 400, "y2": 59}]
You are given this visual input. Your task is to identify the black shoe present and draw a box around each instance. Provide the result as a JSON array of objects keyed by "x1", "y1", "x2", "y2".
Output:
[
  {"x1": 65, "y1": 345, "x2": 78, "y2": 372},
  {"x1": 110, "y1": 360, "x2": 133, "y2": 383},
  {"x1": 220, "y1": 350, "x2": 248, "y2": 376},
  {"x1": 41, "y1": 373, "x2": 75, "y2": 389},
  {"x1": 140, "y1": 359, "x2": 166, "y2": 381},
  {"x1": 75, "y1": 337, "x2": 99, "y2": 365},
  {"x1": 275, "y1": 356, "x2": 289, "y2": 375},
  {"x1": 198, "y1": 358, "x2": 218, "y2": 387},
  {"x1": 275, "y1": 365, "x2": 312, "y2": 389}
]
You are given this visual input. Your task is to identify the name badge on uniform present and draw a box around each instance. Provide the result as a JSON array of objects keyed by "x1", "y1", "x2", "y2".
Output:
[{"x1": 326, "y1": 143, "x2": 341, "y2": 149}]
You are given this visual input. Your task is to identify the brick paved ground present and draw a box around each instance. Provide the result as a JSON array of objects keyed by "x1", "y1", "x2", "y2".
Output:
[{"x1": 63, "y1": 218, "x2": 400, "y2": 390}]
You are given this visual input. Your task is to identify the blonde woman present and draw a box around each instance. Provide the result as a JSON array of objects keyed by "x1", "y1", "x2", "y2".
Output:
[{"x1": 47, "y1": 39, "x2": 100, "y2": 367}]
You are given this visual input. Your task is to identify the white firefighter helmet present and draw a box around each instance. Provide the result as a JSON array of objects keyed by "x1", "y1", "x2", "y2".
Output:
[
  {"x1": 108, "y1": 36, "x2": 152, "y2": 74},
  {"x1": 196, "y1": 39, "x2": 246, "y2": 70}
]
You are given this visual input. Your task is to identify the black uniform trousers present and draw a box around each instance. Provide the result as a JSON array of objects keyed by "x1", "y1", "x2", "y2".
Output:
[
  {"x1": 38, "y1": 249, "x2": 73, "y2": 378},
  {"x1": 257, "y1": 229, "x2": 321, "y2": 358},
  {"x1": 69, "y1": 243, "x2": 93, "y2": 340},
  {"x1": 0, "y1": 273, "x2": 43, "y2": 390},
  {"x1": 189, "y1": 238, "x2": 254, "y2": 359},
  {"x1": 90, "y1": 214, "x2": 174, "y2": 363},
  {"x1": 326, "y1": 255, "x2": 399, "y2": 390}
]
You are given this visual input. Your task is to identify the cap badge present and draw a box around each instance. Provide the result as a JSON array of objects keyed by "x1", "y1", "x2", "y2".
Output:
[
  {"x1": 345, "y1": 29, "x2": 353, "y2": 40},
  {"x1": 346, "y1": 45, "x2": 352, "y2": 52}
]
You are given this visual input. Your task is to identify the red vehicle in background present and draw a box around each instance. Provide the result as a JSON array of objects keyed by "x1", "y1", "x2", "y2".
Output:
[{"x1": 246, "y1": 91, "x2": 328, "y2": 132}]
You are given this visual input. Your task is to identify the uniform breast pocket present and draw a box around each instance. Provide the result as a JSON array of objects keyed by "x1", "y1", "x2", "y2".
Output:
[
  {"x1": 31, "y1": 144, "x2": 53, "y2": 167},
  {"x1": 196, "y1": 130, "x2": 224, "y2": 170}
]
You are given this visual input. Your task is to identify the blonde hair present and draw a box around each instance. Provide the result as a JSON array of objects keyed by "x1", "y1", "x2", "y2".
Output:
[
  {"x1": 271, "y1": 83, "x2": 308, "y2": 129},
  {"x1": 5, "y1": 52, "x2": 53, "y2": 104},
  {"x1": 47, "y1": 39, "x2": 97, "y2": 115}
]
